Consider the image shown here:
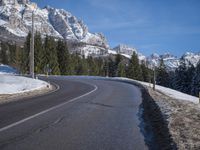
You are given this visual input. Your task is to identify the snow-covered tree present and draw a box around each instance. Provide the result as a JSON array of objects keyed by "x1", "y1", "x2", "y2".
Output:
[
  {"x1": 156, "y1": 59, "x2": 170, "y2": 87},
  {"x1": 191, "y1": 61, "x2": 200, "y2": 97}
]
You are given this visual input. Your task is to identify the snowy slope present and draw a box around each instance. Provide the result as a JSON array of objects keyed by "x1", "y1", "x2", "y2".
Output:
[
  {"x1": 113, "y1": 44, "x2": 137, "y2": 56},
  {"x1": 108, "y1": 49, "x2": 117, "y2": 55},
  {"x1": 0, "y1": 64, "x2": 17, "y2": 74},
  {"x1": 114, "y1": 77, "x2": 199, "y2": 104},
  {"x1": 111, "y1": 44, "x2": 146, "y2": 62},
  {"x1": 0, "y1": 75, "x2": 49, "y2": 94}
]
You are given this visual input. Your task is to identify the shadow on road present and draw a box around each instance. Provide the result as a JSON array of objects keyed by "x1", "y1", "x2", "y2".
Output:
[{"x1": 113, "y1": 79, "x2": 177, "y2": 150}]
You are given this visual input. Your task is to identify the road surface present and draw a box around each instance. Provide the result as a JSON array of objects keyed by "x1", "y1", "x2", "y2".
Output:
[{"x1": 0, "y1": 76, "x2": 147, "y2": 150}]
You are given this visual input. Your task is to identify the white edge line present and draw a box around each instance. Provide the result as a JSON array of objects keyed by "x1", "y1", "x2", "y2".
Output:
[{"x1": 0, "y1": 84, "x2": 98, "y2": 132}]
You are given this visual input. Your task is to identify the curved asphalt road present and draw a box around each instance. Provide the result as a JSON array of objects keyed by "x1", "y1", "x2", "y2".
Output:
[{"x1": 0, "y1": 76, "x2": 147, "y2": 150}]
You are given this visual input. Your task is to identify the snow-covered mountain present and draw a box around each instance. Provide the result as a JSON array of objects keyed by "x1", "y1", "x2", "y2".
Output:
[
  {"x1": 0, "y1": 0, "x2": 108, "y2": 55},
  {"x1": 0, "y1": 1, "x2": 199, "y2": 68},
  {"x1": 147, "y1": 53, "x2": 180, "y2": 71},
  {"x1": 182, "y1": 52, "x2": 200, "y2": 67},
  {"x1": 147, "y1": 52, "x2": 200, "y2": 71},
  {"x1": 110, "y1": 44, "x2": 200, "y2": 71},
  {"x1": 113, "y1": 44, "x2": 137, "y2": 56},
  {"x1": 112, "y1": 44, "x2": 146, "y2": 62}
]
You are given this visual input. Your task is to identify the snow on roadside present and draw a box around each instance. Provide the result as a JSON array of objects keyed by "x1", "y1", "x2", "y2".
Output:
[
  {"x1": 0, "y1": 75, "x2": 49, "y2": 94},
  {"x1": 0, "y1": 64, "x2": 17, "y2": 74},
  {"x1": 114, "y1": 77, "x2": 199, "y2": 104}
]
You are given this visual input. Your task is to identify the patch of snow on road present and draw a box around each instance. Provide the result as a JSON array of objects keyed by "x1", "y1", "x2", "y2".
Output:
[
  {"x1": 114, "y1": 77, "x2": 199, "y2": 104},
  {"x1": 0, "y1": 75, "x2": 49, "y2": 94}
]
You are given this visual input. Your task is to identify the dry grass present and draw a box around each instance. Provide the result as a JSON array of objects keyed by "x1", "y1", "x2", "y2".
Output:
[{"x1": 148, "y1": 87, "x2": 200, "y2": 150}]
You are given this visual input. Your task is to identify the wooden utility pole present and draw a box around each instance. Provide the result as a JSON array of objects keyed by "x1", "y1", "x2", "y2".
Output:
[{"x1": 30, "y1": 11, "x2": 35, "y2": 78}]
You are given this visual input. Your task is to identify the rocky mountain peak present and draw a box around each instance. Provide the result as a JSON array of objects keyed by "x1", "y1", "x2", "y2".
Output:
[
  {"x1": 17, "y1": 0, "x2": 30, "y2": 5},
  {"x1": 0, "y1": 0, "x2": 29, "y2": 6},
  {"x1": 113, "y1": 44, "x2": 137, "y2": 56},
  {"x1": 0, "y1": 0, "x2": 109, "y2": 55}
]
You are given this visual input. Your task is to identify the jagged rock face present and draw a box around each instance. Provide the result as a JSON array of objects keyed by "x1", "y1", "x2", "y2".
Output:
[
  {"x1": 0, "y1": 0, "x2": 26, "y2": 5},
  {"x1": 113, "y1": 44, "x2": 137, "y2": 56},
  {"x1": 182, "y1": 52, "x2": 200, "y2": 67},
  {"x1": 17, "y1": 0, "x2": 30, "y2": 5},
  {"x1": 147, "y1": 53, "x2": 180, "y2": 71},
  {"x1": 0, "y1": 0, "x2": 109, "y2": 51},
  {"x1": 47, "y1": 7, "x2": 88, "y2": 41},
  {"x1": 147, "y1": 52, "x2": 200, "y2": 71}
]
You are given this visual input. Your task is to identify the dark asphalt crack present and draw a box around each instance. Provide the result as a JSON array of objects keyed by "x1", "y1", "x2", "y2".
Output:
[
  {"x1": 0, "y1": 116, "x2": 66, "y2": 149},
  {"x1": 84, "y1": 102, "x2": 114, "y2": 108}
]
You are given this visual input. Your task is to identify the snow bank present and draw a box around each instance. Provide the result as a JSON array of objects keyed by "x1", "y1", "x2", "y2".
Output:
[
  {"x1": 0, "y1": 75, "x2": 49, "y2": 94},
  {"x1": 114, "y1": 77, "x2": 199, "y2": 104},
  {"x1": 0, "y1": 64, "x2": 17, "y2": 74},
  {"x1": 108, "y1": 49, "x2": 117, "y2": 55}
]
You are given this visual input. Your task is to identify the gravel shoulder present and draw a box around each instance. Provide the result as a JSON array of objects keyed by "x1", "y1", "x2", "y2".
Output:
[{"x1": 147, "y1": 86, "x2": 200, "y2": 150}]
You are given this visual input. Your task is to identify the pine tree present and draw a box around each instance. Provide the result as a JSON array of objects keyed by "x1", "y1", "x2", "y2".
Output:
[
  {"x1": 186, "y1": 63, "x2": 195, "y2": 94},
  {"x1": 76, "y1": 55, "x2": 88, "y2": 75},
  {"x1": 8, "y1": 43, "x2": 16, "y2": 65},
  {"x1": 115, "y1": 54, "x2": 122, "y2": 76},
  {"x1": 108, "y1": 57, "x2": 115, "y2": 77},
  {"x1": 96, "y1": 58, "x2": 106, "y2": 76},
  {"x1": 117, "y1": 62, "x2": 126, "y2": 77},
  {"x1": 1, "y1": 42, "x2": 9, "y2": 65},
  {"x1": 20, "y1": 32, "x2": 31, "y2": 73},
  {"x1": 87, "y1": 56, "x2": 98, "y2": 76},
  {"x1": 156, "y1": 59, "x2": 170, "y2": 87},
  {"x1": 141, "y1": 61, "x2": 150, "y2": 82},
  {"x1": 127, "y1": 52, "x2": 143, "y2": 81},
  {"x1": 102, "y1": 59, "x2": 109, "y2": 77},
  {"x1": 57, "y1": 40, "x2": 71, "y2": 75},
  {"x1": 34, "y1": 32, "x2": 44, "y2": 74},
  {"x1": 44, "y1": 36, "x2": 60, "y2": 75},
  {"x1": 14, "y1": 45, "x2": 22, "y2": 70},
  {"x1": 172, "y1": 59, "x2": 191, "y2": 94},
  {"x1": 70, "y1": 53, "x2": 79, "y2": 75},
  {"x1": 191, "y1": 62, "x2": 200, "y2": 97}
]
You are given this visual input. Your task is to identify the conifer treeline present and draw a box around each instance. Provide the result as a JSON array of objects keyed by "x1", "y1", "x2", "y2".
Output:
[
  {"x1": 1, "y1": 33, "x2": 199, "y2": 97},
  {"x1": 0, "y1": 32, "x2": 151, "y2": 80},
  {"x1": 155, "y1": 58, "x2": 200, "y2": 97},
  {"x1": 170, "y1": 60, "x2": 200, "y2": 97}
]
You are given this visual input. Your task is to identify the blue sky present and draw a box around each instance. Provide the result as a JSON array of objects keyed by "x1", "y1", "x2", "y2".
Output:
[{"x1": 32, "y1": 0, "x2": 200, "y2": 57}]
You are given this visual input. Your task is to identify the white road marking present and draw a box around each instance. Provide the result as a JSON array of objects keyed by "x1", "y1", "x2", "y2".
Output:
[{"x1": 0, "y1": 84, "x2": 98, "y2": 132}]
